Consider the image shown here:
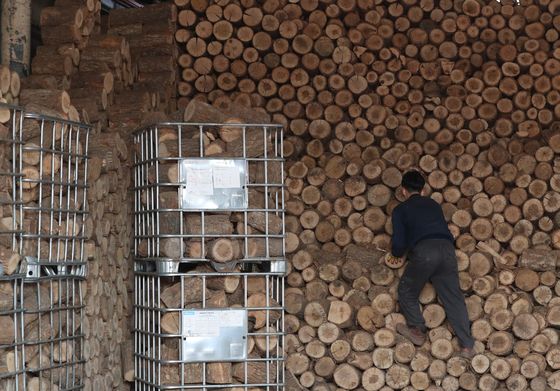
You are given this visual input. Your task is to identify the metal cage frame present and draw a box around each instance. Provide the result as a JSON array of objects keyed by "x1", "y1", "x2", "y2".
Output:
[
  {"x1": 17, "y1": 110, "x2": 90, "y2": 279},
  {"x1": 0, "y1": 103, "x2": 89, "y2": 391},
  {"x1": 134, "y1": 271, "x2": 285, "y2": 391},
  {"x1": 133, "y1": 122, "x2": 285, "y2": 273},
  {"x1": 133, "y1": 122, "x2": 286, "y2": 391}
]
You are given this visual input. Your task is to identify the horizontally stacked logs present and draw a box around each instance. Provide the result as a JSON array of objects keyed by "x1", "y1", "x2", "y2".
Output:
[
  {"x1": 21, "y1": 1, "x2": 87, "y2": 126},
  {"x1": 107, "y1": 3, "x2": 179, "y2": 114},
  {"x1": 39, "y1": 0, "x2": 101, "y2": 49},
  {"x1": 27, "y1": 0, "x2": 132, "y2": 135},
  {"x1": 0, "y1": 65, "x2": 21, "y2": 110},
  {"x1": 27, "y1": 0, "x2": 102, "y2": 91},
  {"x1": 82, "y1": 132, "x2": 133, "y2": 391},
  {"x1": 173, "y1": 0, "x2": 560, "y2": 390}
]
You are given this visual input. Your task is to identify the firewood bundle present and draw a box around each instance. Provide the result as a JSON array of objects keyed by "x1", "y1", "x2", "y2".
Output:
[
  {"x1": 107, "y1": 3, "x2": 179, "y2": 114},
  {"x1": 40, "y1": 0, "x2": 102, "y2": 48},
  {"x1": 0, "y1": 65, "x2": 21, "y2": 110},
  {"x1": 171, "y1": 0, "x2": 560, "y2": 390},
  {"x1": 28, "y1": 0, "x2": 102, "y2": 92}
]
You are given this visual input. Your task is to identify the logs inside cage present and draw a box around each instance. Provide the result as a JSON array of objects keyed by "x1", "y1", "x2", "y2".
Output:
[{"x1": 157, "y1": 272, "x2": 281, "y2": 386}]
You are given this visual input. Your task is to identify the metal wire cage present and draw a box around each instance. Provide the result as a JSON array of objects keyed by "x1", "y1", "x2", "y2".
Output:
[
  {"x1": 0, "y1": 104, "x2": 87, "y2": 390},
  {"x1": 17, "y1": 110, "x2": 90, "y2": 278},
  {"x1": 23, "y1": 276, "x2": 85, "y2": 391},
  {"x1": 133, "y1": 122, "x2": 285, "y2": 273},
  {"x1": 135, "y1": 271, "x2": 284, "y2": 391},
  {"x1": 0, "y1": 104, "x2": 27, "y2": 391},
  {"x1": 0, "y1": 275, "x2": 25, "y2": 391}
]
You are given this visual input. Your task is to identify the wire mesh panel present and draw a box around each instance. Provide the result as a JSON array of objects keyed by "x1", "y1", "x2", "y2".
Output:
[
  {"x1": 23, "y1": 276, "x2": 84, "y2": 390},
  {"x1": 17, "y1": 111, "x2": 90, "y2": 278},
  {"x1": 133, "y1": 123, "x2": 285, "y2": 273},
  {"x1": 135, "y1": 271, "x2": 284, "y2": 391},
  {"x1": 0, "y1": 276, "x2": 25, "y2": 391},
  {"x1": 0, "y1": 104, "x2": 26, "y2": 390},
  {"x1": 1, "y1": 104, "x2": 88, "y2": 390}
]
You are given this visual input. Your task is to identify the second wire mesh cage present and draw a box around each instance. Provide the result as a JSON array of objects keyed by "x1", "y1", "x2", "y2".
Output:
[{"x1": 133, "y1": 122, "x2": 285, "y2": 274}]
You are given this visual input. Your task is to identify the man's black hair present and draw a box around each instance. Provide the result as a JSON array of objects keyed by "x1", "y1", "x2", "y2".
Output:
[{"x1": 402, "y1": 170, "x2": 425, "y2": 192}]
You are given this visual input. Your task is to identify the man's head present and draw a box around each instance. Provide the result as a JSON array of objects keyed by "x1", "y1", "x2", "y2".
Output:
[{"x1": 401, "y1": 170, "x2": 425, "y2": 197}]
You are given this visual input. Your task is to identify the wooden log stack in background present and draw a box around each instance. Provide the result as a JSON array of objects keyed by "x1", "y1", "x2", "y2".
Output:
[
  {"x1": 80, "y1": 131, "x2": 133, "y2": 391},
  {"x1": 172, "y1": 0, "x2": 560, "y2": 390},
  {"x1": 107, "y1": 3, "x2": 179, "y2": 114}
]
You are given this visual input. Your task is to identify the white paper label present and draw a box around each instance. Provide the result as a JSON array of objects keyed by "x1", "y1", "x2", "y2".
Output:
[
  {"x1": 185, "y1": 166, "x2": 213, "y2": 195},
  {"x1": 221, "y1": 310, "x2": 245, "y2": 327},
  {"x1": 183, "y1": 311, "x2": 220, "y2": 337},
  {"x1": 213, "y1": 166, "x2": 241, "y2": 189}
]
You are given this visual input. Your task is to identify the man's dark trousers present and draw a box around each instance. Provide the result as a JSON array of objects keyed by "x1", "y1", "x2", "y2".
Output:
[{"x1": 397, "y1": 238, "x2": 475, "y2": 349}]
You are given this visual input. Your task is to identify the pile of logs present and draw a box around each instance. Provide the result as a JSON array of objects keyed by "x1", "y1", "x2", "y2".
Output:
[
  {"x1": 172, "y1": 0, "x2": 560, "y2": 390},
  {"x1": 39, "y1": 0, "x2": 101, "y2": 50},
  {"x1": 30, "y1": 0, "x2": 101, "y2": 93},
  {"x1": 81, "y1": 132, "x2": 133, "y2": 391},
  {"x1": 0, "y1": 65, "x2": 21, "y2": 109},
  {"x1": 108, "y1": 3, "x2": 179, "y2": 114}
]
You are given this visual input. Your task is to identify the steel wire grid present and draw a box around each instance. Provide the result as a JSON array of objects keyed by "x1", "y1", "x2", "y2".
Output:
[
  {"x1": 134, "y1": 271, "x2": 285, "y2": 391},
  {"x1": 0, "y1": 105, "x2": 27, "y2": 391},
  {"x1": 133, "y1": 123, "x2": 285, "y2": 272},
  {"x1": 23, "y1": 276, "x2": 84, "y2": 390},
  {"x1": 0, "y1": 104, "x2": 87, "y2": 390},
  {"x1": 17, "y1": 111, "x2": 90, "y2": 278},
  {"x1": 0, "y1": 276, "x2": 25, "y2": 391}
]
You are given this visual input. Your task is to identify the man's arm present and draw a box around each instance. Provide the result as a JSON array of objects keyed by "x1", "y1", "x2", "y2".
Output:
[{"x1": 391, "y1": 207, "x2": 407, "y2": 257}]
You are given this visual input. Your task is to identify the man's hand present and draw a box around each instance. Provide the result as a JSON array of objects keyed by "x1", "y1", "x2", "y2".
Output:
[{"x1": 385, "y1": 253, "x2": 405, "y2": 269}]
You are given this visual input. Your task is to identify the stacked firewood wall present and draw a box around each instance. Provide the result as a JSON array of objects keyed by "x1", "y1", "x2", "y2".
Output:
[
  {"x1": 107, "y1": 3, "x2": 179, "y2": 114},
  {"x1": 174, "y1": 0, "x2": 560, "y2": 390}
]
